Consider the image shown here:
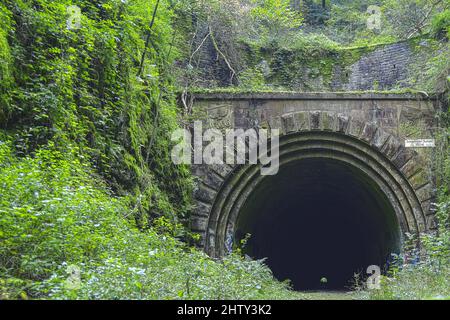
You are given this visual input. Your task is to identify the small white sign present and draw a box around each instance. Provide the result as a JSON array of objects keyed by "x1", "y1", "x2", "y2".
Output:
[{"x1": 405, "y1": 139, "x2": 435, "y2": 148}]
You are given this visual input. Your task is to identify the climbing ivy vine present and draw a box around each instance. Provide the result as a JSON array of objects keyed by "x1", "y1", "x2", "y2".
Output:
[{"x1": 0, "y1": 0, "x2": 192, "y2": 227}]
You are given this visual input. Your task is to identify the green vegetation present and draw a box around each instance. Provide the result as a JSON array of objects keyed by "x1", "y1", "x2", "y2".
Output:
[
  {"x1": 178, "y1": 0, "x2": 449, "y2": 93},
  {"x1": 354, "y1": 202, "x2": 450, "y2": 300},
  {"x1": 0, "y1": 0, "x2": 193, "y2": 227},
  {"x1": 0, "y1": 0, "x2": 449, "y2": 300},
  {"x1": 187, "y1": 87, "x2": 427, "y2": 95},
  {"x1": 0, "y1": 0, "x2": 297, "y2": 300},
  {"x1": 0, "y1": 141, "x2": 298, "y2": 299}
]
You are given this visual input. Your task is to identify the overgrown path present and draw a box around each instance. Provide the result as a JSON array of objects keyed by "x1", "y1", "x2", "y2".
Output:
[{"x1": 297, "y1": 291, "x2": 358, "y2": 300}]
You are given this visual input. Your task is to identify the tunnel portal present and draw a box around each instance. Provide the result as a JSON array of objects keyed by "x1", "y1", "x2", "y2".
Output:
[
  {"x1": 235, "y1": 158, "x2": 400, "y2": 290},
  {"x1": 190, "y1": 107, "x2": 434, "y2": 293}
]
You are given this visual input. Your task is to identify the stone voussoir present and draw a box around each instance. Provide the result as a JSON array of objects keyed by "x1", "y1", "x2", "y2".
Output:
[
  {"x1": 400, "y1": 157, "x2": 423, "y2": 179},
  {"x1": 281, "y1": 113, "x2": 297, "y2": 134},
  {"x1": 193, "y1": 183, "x2": 218, "y2": 204},
  {"x1": 409, "y1": 169, "x2": 430, "y2": 190},
  {"x1": 359, "y1": 121, "x2": 378, "y2": 143},
  {"x1": 336, "y1": 114, "x2": 350, "y2": 133},
  {"x1": 415, "y1": 183, "x2": 434, "y2": 203},
  {"x1": 320, "y1": 112, "x2": 337, "y2": 131},
  {"x1": 294, "y1": 112, "x2": 311, "y2": 131},
  {"x1": 192, "y1": 165, "x2": 224, "y2": 191},
  {"x1": 193, "y1": 200, "x2": 213, "y2": 217},
  {"x1": 391, "y1": 146, "x2": 416, "y2": 170},
  {"x1": 371, "y1": 127, "x2": 391, "y2": 151},
  {"x1": 268, "y1": 116, "x2": 283, "y2": 133},
  {"x1": 381, "y1": 135, "x2": 402, "y2": 159},
  {"x1": 309, "y1": 111, "x2": 321, "y2": 130},
  {"x1": 347, "y1": 118, "x2": 365, "y2": 138},
  {"x1": 191, "y1": 214, "x2": 209, "y2": 231},
  {"x1": 209, "y1": 163, "x2": 235, "y2": 179}
]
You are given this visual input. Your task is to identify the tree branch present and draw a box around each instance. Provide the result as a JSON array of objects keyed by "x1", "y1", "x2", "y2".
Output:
[
  {"x1": 406, "y1": 0, "x2": 443, "y2": 39},
  {"x1": 137, "y1": 0, "x2": 160, "y2": 77},
  {"x1": 208, "y1": 25, "x2": 237, "y2": 85}
]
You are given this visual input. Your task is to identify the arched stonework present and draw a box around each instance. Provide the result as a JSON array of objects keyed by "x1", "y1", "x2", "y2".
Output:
[{"x1": 190, "y1": 111, "x2": 436, "y2": 258}]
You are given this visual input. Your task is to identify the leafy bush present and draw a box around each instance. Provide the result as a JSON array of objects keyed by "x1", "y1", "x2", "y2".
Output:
[
  {"x1": 0, "y1": 141, "x2": 295, "y2": 300},
  {"x1": 432, "y1": 9, "x2": 450, "y2": 39},
  {"x1": 355, "y1": 185, "x2": 449, "y2": 300},
  {"x1": 249, "y1": 0, "x2": 303, "y2": 41},
  {"x1": 360, "y1": 236, "x2": 449, "y2": 300}
]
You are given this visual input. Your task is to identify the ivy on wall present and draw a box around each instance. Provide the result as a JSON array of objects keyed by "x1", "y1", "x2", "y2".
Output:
[{"x1": 0, "y1": 0, "x2": 192, "y2": 227}]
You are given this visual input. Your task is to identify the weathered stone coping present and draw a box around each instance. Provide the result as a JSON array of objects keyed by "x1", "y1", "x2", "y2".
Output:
[{"x1": 191, "y1": 92, "x2": 436, "y2": 101}]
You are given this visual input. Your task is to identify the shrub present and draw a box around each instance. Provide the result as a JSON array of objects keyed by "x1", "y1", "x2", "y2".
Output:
[{"x1": 0, "y1": 141, "x2": 295, "y2": 300}]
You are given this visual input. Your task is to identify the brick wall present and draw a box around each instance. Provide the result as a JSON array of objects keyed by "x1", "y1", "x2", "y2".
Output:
[{"x1": 332, "y1": 42, "x2": 414, "y2": 91}]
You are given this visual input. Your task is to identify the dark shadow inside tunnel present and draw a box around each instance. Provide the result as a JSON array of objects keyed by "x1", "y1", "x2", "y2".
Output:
[{"x1": 235, "y1": 158, "x2": 400, "y2": 291}]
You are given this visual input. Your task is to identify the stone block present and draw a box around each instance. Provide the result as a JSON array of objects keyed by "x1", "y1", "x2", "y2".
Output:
[
  {"x1": 192, "y1": 165, "x2": 224, "y2": 190},
  {"x1": 337, "y1": 114, "x2": 349, "y2": 133},
  {"x1": 371, "y1": 128, "x2": 390, "y2": 150},
  {"x1": 268, "y1": 116, "x2": 283, "y2": 133},
  {"x1": 210, "y1": 163, "x2": 234, "y2": 178},
  {"x1": 426, "y1": 214, "x2": 438, "y2": 230},
  {"x1": 310, "y1": 111, "x2": 321, "y2": 130},
  {"x1": 415, "y1": 183, "x2": 434, "y2": 203},
  {"x1": 382, "y1": 136, "x2": 401, "y2": 159},
  {"x1": 321, "y1": 112, "x2": 336, "y2": 131},
  {"x1": 401, "y1": 158, "x2": 421, "y2": 178},
  {"x1": 294, "y1": 112, "x2": 310, "y2": 131},
  {"x1": 194, "y1": 183, "x2": 217, "y2": 204},
  {"x1": 194, "y1": 200, "x2": 212, "y2": 217},
  {"x1": 360, "y1": 122, "x2": 377, "y2": 143},
  {"x1": 348, "y1": 119, "x2": 364, "y2": 137},
  {"x1": 191, "y1": 215, "x2": 209, "y2": 231},
  {"x1": 392, "y1": 147, "x2": 415, "y2": 169},
  {"x1": 281, "y1": 113, "x2": 296, "y2": 133},
  {"x1": 409, "y1": 170, "x2": 429, "y2": 190}
]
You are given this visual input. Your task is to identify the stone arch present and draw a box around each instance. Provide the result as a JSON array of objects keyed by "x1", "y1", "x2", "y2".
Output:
[{"x1": 190, "y1": 111, "x2": 435, "y2": 258}]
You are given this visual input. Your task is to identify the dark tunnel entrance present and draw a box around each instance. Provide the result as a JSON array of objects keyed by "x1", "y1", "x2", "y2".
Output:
[{"x1": 235, "y1": 158, "x2": 401, "y2": 291}]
